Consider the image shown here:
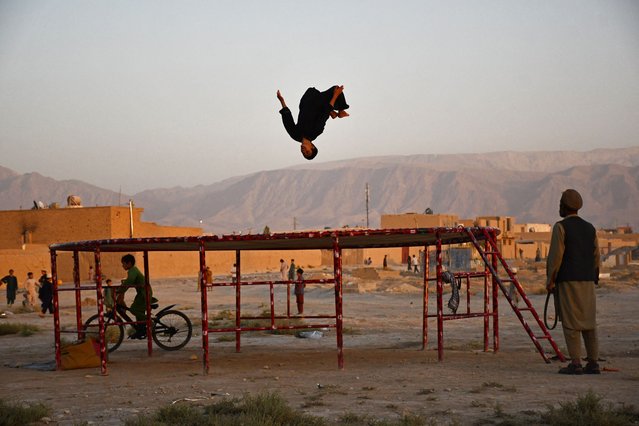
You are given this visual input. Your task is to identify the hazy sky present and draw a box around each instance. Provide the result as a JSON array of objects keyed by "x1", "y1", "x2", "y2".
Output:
[{"x1": 1, "y1": 1, "x2": 638, "y2": 194}]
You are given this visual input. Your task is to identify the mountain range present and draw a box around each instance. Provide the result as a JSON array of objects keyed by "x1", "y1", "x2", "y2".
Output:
[{"x1": 2, "y1": 147, "x2": 638, "y2": 234}]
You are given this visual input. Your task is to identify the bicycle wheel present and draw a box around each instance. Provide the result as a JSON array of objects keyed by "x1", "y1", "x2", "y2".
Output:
[
  {"x1": 83, "y1": 313, "x2": 124, "y2": 353},
  {"x1": 152, "y1": 310, "x2": 192, "y2": 351}
]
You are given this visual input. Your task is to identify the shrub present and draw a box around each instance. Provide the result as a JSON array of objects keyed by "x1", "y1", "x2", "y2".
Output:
[
  {"x1": 0, "y1": 323, "x2": 39, "y2": 336},
  {"x1": 0, "y1": 399, "x2": 50, "y2": 426},
  {"x1": 541, "y1": 390, "x2": 639, "y2": 426},
  {"x1": 126, "y1": 392, "x2": 326, "y2": 426}
]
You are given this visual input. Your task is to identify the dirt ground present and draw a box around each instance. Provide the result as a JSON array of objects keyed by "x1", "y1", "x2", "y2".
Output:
[{"x1": 1, "y1": 263, "x2": 638, "y2": 425}]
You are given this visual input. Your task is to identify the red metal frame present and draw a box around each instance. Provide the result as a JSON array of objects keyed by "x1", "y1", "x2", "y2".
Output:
[
  {"x1": 198, "y1": 241, "x2": 210, "y2": 374},
  {"x1": 49, "y1": 226, "x2": 562, "y2": 375},
  {"x1": 73, "y1": 251, "x2": 82, "y2": 340}
]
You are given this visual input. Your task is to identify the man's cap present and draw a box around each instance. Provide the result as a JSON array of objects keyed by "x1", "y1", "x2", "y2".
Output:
[{"x1": 560, "y1": 189, "x2": 583, "y2": 211}]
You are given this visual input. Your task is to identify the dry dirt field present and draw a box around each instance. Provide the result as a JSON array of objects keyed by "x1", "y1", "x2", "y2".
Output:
[{"x1": 1, "y1": 263, "x2": 638, "y2": 425}]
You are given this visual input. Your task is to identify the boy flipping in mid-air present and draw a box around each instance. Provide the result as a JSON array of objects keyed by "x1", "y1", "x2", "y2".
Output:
[{"x1": 277, "y1": 85, "x2": 349, "y2": 160}]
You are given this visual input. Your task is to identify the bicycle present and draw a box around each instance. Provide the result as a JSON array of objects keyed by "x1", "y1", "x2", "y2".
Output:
[{"x1": 83, "y1": 303, "x2": 192, "y2": 353}]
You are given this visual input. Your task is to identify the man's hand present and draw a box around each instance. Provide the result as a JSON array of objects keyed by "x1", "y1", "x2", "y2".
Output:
[
  {"x1": 546, "y1": 281, "x2": 555, "y2": 293},
  {"x1": 277, "y1": 90, "x2": 286, "y2": 108}
]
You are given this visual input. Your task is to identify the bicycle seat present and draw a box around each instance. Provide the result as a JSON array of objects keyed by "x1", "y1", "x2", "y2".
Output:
[{"x1": 151, "y1": 303, "x2": 159, "y2": 309}]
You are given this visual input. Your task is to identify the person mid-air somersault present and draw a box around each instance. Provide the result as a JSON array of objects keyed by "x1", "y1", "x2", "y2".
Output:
[{"x1": 277, "y1": 85, "x2": 349, "y2": 160}]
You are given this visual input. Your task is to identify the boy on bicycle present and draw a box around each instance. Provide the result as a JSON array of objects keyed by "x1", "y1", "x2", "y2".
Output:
[{"x1": 117, "y1": 254, "x2": 156, "y2": 339}]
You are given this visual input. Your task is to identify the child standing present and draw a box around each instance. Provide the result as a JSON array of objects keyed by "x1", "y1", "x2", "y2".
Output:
[
  {"x1": 295, "y1": 267, "x2": 305, "y2": 315},
  {"x1": 38, "y1": 274, "x2": 54, "y2": 317}
]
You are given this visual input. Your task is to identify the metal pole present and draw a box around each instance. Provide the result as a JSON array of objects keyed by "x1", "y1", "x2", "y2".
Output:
[
  {"x1": 128, "y1": 199, "x2": 134, "y2": 238},
  {"x1": 51, "y1": 250, "x2": 62, "y2": 370},
  {"x1": 466, "y1": 275, "x2": 471, "y2": 314},
  {"x1": 490, "y1": 230, "x2": 500, "y2": 353},
  {"x1": 269, "y1": 281, "x2": 275, "y2": 330},
  {"x1": 365, "y1": 183, "x2": 369, "y2": 228},
  {"x1": 286, "y1": 283, "x2": 291, "y2": 318},
  {"x1": 436, "y1": 234, "x2": 444, "y2": 361},
  {"x1": 484, "y1": 239, "x2": 490, "y2": 352},
  {"x1": 333, "y1": 237, "x2": 344, "y2": 369},
  {"x1": 94, "y1": 247, "x2": 107, "y2": 375},
  {"x1": 422, "y1": 245, "x2": 429, "y2": 350},
  {"x1": 198, "y1": 241, "x2": 210, "y2": 375},
  {"x1": 235, "y1": 250, "x2": 241, "y2": 353},
  {"x1": 143, "y1": 251, "x2": 152, "y2": 356},
  {"x1": 73, "y1": 251, "x2": 82, "y2": 340}
]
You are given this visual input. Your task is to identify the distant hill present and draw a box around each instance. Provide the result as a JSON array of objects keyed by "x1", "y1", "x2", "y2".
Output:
[
  {"x1": 134, "y1": 147, "x2": 639, "y2": 233},
  {"x1": 2, "y1": 147, "x2": 639, "y2": 233},
  {"x1": 0, "y1": 166, "x2": 125, "y2": 209}
]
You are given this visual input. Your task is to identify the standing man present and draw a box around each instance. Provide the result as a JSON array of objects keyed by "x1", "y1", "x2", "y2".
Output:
[
  {"x1": 24, "y1": 272, "x2": 38, "y2": 308},
  {"x1": 1, "y1": 269, "x2": 18, "y2": 306},
  {"x1": 38, "y1": 269, "x2": 47, "y2": 290},
  {"x1": 38, "y1": 273, "x2": 54, "y2": 317},
  {"x1": 288, "y1": 259, "x2": 296, "y2": 282},
  {"x1": 279, "y1": 259, "x2": 287, "y2": 282},
  {"x1": 295, "y1": 266, "x2": 306, "y2": 315},
  {"x1": 546, "y1": 189, "x2": 601, "y2": 375}
]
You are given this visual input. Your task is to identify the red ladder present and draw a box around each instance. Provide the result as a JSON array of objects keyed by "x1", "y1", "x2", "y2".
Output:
[{"x1": 465, "y1": 227, "x2": 565, "y2": 363}]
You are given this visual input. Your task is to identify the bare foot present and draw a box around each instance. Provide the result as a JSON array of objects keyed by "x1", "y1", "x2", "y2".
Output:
[
  {"x1": 337, "y1": 110, "x2": 349, "y2": 118},
  {"x1": 329, "y1": 111, "x2": 338, "y2": 119}
]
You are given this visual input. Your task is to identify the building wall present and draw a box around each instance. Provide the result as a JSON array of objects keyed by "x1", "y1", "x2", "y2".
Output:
[
  {"x1": 0, "y1": 206, "x2": 328, "y2": 284},
  {"x1": 0, "y1": 207, "x2": 114, "y2": 249}
]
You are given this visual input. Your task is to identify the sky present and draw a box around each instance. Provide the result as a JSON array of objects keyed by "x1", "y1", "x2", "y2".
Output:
[{"x1": 1, "y1": 1, "x2": 638, "y2": 194}]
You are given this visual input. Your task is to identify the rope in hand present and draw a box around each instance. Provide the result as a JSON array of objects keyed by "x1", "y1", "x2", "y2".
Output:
[{"x1": 544, "y1": 288, "x2": 558, "y2": 330}]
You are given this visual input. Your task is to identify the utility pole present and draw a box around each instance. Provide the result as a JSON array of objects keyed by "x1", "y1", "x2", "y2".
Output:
[
  {"x1": 128, "y1": 199, "x2": 134, "y2": 238},
  {"x1": 365, "y1": 183, "x2": 370, "y2": 228}
]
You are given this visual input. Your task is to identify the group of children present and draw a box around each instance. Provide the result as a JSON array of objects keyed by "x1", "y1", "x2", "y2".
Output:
[{"x1": 0, "y1": 269, "x2": 54, "y2": 317}]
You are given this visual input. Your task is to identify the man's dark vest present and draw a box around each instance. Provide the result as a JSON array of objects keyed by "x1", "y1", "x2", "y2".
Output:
[{"x1": 556, "y1": 216, "x2": 597, "y2": 282}]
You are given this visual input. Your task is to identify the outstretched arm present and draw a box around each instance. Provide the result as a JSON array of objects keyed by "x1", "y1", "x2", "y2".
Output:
[{"x1": 278, "y1": 90, "x2": 302, "y2": 142}]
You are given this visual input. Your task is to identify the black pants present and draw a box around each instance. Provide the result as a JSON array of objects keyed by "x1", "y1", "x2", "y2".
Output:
[{"x1": 41, "y1": 299, "x2": 53, "y2": 314}]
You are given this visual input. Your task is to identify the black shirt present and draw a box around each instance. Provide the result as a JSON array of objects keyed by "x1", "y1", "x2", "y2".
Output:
[
  {"x1": 279, "y1": 86, "x2": 349, "y2": 142},
  {"x1": 556, "y1": 216, "x2": 598, "y2": 282}
]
